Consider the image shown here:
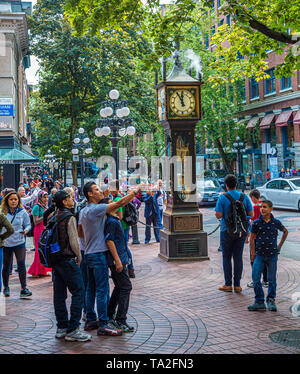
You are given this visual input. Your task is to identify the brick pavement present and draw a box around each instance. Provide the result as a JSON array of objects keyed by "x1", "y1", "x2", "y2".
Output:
[{"x1": 0, "y1": 209, "x2": 300, "y2": 354}]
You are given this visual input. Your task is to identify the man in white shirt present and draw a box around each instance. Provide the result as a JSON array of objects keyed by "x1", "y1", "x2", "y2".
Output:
[{"x1": 18, "y1": 182, "x2": 42, "y2": 206}]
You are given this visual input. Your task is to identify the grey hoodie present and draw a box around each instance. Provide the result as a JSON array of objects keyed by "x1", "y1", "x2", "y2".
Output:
[{"x1": 2, "y1": 208, "x2": 31, "y2": 247}]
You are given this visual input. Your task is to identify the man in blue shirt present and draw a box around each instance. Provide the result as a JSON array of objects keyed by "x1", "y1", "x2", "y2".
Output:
[
  {"x1": 248, "y1": 200, "x2": 288, "y2": 312},
  {"x1": 215, "y1": 174, "x2": 253, "y2": 293}
]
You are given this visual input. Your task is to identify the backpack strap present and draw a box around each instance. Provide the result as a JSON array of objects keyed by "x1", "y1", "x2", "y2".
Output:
[
  {"x1": 239, "y1": 192, "x2": 245, "y2": 202},
  {"x1": 224, "y1": 192, "x2": 236, "y2": 204},
  {"x1": 56, "y1": 212, "x2": 73, "y2": 224}
]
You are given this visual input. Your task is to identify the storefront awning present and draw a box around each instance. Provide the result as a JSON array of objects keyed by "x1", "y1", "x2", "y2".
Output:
[
  {"x1": 294, "y1": 110, "x2": 300, "y2": 125},
  {"x1": 275, "y1": 110, "x2": 293, "y2": 127},
  {"x1": 260, "y1": 113, "x2": 275, "y2": 130},
  {"x1": 0, "y1": 148, "x2": 39, "y2": 164},
  {"x1": 246, "y1": 117, "x2": 259, "y2": 129}
]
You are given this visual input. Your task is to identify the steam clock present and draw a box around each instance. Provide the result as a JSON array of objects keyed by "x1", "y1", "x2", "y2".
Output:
[{"x1": 156, "y1": 52, "x2": 208, "y2": 261}]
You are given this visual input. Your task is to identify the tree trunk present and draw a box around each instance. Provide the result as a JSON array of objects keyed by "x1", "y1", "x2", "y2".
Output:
[{"x1": 214, "y1": 137, "x2": 234, "y2": 174}]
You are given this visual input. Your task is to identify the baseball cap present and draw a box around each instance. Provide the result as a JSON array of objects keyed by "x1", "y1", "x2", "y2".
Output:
[{"x1": 52, "y1": 190, "x2": 70, "y2": 207}]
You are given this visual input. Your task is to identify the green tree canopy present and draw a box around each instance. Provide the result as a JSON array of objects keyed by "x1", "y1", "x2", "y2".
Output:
[
  {"x1": 64, "y1": 0, "x2": 300, "y2": 83},
  {"x1": 29, "y1": 0, "x2": 158, "y2": 183}
]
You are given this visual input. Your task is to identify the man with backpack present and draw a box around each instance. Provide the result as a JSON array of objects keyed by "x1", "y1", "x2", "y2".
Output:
[
  {"x1": 215, "y1": 174, "x2": 253, "y2": 293},
  {"x1": 50, "y1": 190, "x2": 91, "y2": 342}
]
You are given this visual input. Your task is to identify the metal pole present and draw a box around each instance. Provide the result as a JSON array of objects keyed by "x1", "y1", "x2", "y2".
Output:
[
  {"x1": 110, "y1": 127, "x2": 119, "y2": 180},
  {"x1": 81, "y1": 148, "x2": 84, "y2": 195},
  {"x1": 63, "y1": 159, "x2": 66, "y2": 187}
]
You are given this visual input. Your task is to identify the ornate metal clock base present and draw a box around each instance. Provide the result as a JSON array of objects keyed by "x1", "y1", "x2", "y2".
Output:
[
  {"x1": 159, "y1": 230, "x2": 209, "y2": 262},
  {"x1": 159, "y1": 211, "x2": 209, "y2": 261}
]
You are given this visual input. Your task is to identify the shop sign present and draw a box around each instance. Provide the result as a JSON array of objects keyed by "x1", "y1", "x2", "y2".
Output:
[
  {"x1": 0, "y1": 98, "x2": 13, "y2": 116},
  {"x1": 269, "y1": 157, "x2": 278, "y2": 179},
  {"x1": 0, "y1": 160, "x2": 14, "y2": 165}
]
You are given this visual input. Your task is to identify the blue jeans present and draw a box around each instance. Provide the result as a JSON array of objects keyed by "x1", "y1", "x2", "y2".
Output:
[
  {"x1": 222, "y1": 231, "x2": 247, "y2": 287},
  {"x1": 124, "y1": 228, "x2": 134, "y2": 270},
  {"x1": 52, "y1": 258, "x2": 84, "y2": 333},
  {"x1": 252, "y1": 254, "x2": 278, "y2": 304},
  {"x1": 0, "y1": 247, "x2": 3, "y2": 292},
  {"x1": 158, "y1": 208, "x2": 163, "y2": 229},
  {"x1": 85, "y1": 252, "x2": 109, "y2": 327}
]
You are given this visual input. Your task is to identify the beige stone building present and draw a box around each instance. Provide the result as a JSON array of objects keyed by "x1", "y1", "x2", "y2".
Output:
[{"x1": 0, "y1": 0, "x2": 37, "y2": 189}]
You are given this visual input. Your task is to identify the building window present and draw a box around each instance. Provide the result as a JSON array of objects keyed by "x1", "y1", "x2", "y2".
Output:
[
  {"x1": 242, "y1": 85, "x2": 246, "y2": 101},
  {"x1": 250, "y1": 78, "x2": 259, "y2": 99},
  {"x1": 281, "y1": 76, "x2": 291, "y2": 90},
  {"x1": 264, "y1": 68, "x2": 276, "y2": 95},
  {"x1": 205, "y1": 35, "x2": 209, "y2": 48},
  {"x1": 226, "y1": 14, "x2": 231, "y2": 26}
]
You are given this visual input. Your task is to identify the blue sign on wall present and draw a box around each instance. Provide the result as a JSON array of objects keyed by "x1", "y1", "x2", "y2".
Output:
[{"x1": 0, "y1": 105, "x2": 14, "y2": 116}]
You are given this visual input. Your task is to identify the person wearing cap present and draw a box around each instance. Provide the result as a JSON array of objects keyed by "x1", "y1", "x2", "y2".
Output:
[
  {"x1": 78, "y1": 181, "x2": 142, "y2": 336},
  {"x1": 51, "y1": 190, "x2": 91, "y2": 342},
  {"x1": 0, "y1": 190, "x2": 32, "y2": 298}
]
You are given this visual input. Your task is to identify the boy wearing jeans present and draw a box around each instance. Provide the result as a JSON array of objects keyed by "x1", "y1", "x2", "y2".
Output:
[
  {"x1": 247, "y1": 189, "x2": 268, "y2": 288},
  {"x1": 248, "y1": 200, "x2": 288, "y2": 312},
  {"x1": 104, "y1": 211, "x2": 134, "y2": 333}
]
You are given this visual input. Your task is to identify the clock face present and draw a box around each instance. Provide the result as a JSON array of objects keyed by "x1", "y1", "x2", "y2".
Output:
[{"x1": 170, "y1": 89, "x2": 196, "y2": 117}]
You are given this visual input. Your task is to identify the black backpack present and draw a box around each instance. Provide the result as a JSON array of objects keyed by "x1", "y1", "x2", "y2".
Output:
[
  {"x1": 38, "y1": 211, "x2": 73, "y2": 267},
  {"x1": 224, "y1": 192, "x2": 249, "y2": 237},
  {"x1": 122, "y1": 202, "x2": 138, "y2": 227}
]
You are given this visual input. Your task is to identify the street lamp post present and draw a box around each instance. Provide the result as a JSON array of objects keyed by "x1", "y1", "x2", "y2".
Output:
[
  {"x1": 72, "y1": 128, "x2": 92, "y2": 194},
  {"x1": 95, "y1": 89, "x2": 136, "y2": 181},
  {"x1": 44, "y1": 150, "x2": 55, "y2": 177},
  {"x1": 232, "y1": 136, "x2": 246, "y2": 190}
]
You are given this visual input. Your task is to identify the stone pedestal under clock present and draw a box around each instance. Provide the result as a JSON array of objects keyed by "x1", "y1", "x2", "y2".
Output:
[{"x1": 156, "y1": 54, "x2": 209, "y2": 261}]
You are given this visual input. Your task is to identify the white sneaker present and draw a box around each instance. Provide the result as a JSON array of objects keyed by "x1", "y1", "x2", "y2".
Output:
[
  {"x1": 247, "y1": 281, "x2": 254, "y2": 288},
  {"x1": 65, "y1": 328, "x2": 92, "y2": 342},
  {"x1": 55, "y1": 328, "x2": 67, "y2": 339}
]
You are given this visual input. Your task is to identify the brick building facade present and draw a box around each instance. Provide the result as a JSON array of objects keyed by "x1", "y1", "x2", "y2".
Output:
[{"x1": 204, "y1": 0, "x2": 300, "y2": 182}]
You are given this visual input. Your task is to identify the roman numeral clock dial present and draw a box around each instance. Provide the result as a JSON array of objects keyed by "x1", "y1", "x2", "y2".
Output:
[{"x1": 169, "y1": 89, "x2": 196, "y2": 117}]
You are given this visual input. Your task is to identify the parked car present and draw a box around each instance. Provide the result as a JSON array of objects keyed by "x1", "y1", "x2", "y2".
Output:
[
  {"x1": 257, "y1": 177, "x2": 300, "y2": 211},
  {"x1": 197, "y1": 178, "x2": 224, "y2": 206},
  {"x1": 213, "y1": 169, "x2": 228, "y2": 190}
]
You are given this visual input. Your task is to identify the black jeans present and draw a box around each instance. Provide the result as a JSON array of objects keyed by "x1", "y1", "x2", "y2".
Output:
[
  {"x1": 2, "y1": 244, "x2": 27, "y2": 289},
  {"x1": 52, "y1": 258, "x2": 84, "y2": 333},
  {"x1": 80, "y1": 250, "x2": 88, "y2": 314},
  {"x1": 145, "y1": 214, "x2": 160, "y2": 242},
  {"x1": 108, "y1": 265, "x2": 132, "y2": 324}
]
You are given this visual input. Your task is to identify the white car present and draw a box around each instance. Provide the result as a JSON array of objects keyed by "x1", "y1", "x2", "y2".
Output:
[{"x1": 257, "y1": 177, "x2": 300, "y2": 211}]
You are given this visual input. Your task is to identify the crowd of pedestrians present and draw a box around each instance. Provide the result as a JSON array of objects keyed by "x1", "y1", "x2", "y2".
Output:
[
  {"x1": 0, "y1": 172, "x2": 167, "y2": 342},
  {"x1": 0, "y1": 168, "x2": 290, "y2": 342}
]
